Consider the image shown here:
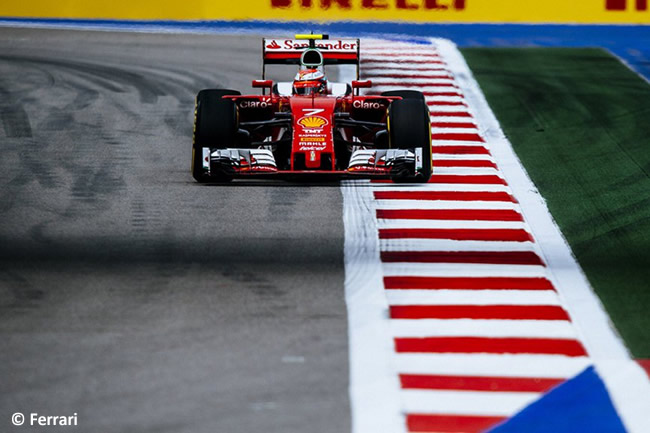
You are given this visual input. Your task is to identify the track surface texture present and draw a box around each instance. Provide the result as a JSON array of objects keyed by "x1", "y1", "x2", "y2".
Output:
[{"x1": 0, "y1": 28, "x2": 349, "y2": 433}]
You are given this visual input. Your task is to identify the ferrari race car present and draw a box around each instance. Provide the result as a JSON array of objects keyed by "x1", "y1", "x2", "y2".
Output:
[{"x1": 191, "y1": 34, "x2": 432, "y2": 183}]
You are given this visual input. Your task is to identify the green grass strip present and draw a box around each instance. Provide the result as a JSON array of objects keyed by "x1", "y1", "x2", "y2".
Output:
[{"x1": 461, "y1": 47, "x2": 650, "y2": 358}]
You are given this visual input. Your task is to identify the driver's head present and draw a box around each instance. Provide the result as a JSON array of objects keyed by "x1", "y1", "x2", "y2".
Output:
[{"x1": 293, "y1": 68, "x2": 328, "y2": 95}]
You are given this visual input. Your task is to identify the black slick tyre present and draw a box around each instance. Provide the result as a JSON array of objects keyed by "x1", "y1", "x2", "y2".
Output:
[
  {"x1": 192, "y1": 89, "x2": 240, "y2": 182},
  {"x1": 387, "y1": 98, "x2": 432, "y2": 183}
]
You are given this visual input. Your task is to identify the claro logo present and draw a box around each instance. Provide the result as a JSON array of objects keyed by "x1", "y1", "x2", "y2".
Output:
[
  {"x1": 270, "y1": 0, "x2": 466, "y2": 11},
  {"x1": 353, "y1": 100, "x2": 384, "y2": 109},
  {"x1": 605, "y1": 0, "x2": 647, "y2": 10},
  {"x1": 239, "y1": 99, "x2": 270, "y2": 108}
]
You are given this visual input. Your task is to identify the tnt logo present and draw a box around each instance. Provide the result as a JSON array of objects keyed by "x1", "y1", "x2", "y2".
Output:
[{"x1": 606, "y1": 0, "x2": 647, "y2": 10}]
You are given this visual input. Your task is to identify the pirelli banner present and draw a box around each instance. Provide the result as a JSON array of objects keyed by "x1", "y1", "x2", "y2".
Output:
[{"x1": 2, "y1": 0, "x2": 649, "y2": 24}]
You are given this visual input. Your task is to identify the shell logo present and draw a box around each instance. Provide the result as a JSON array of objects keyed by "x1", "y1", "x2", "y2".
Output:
[{"x1": 298, "y1": 116, "x2": 328, "y2": 129}]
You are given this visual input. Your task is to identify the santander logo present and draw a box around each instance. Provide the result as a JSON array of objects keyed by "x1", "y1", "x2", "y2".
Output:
[{"x1": 266, "y1": 40, "x2": 281, "y2": 49}]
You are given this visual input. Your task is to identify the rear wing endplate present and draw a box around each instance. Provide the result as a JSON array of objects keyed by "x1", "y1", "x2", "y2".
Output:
[{"x1": 262, "y1": 36, "x2": 360, "y2": 80}]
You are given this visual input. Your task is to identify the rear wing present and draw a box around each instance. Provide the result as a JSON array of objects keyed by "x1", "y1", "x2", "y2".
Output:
[{"x1": 262, "y1": 35, "x2": 360, "y2": 80}]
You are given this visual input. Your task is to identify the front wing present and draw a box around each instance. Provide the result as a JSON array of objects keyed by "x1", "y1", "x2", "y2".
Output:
[{"x1": 200, "y1": 148, "x2": 423, "y2": 180}]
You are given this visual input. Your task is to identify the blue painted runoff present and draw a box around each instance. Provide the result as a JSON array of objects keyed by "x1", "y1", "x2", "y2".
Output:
[{"x1": 486, "y1": 366, "x2": 627, "y2": 433}]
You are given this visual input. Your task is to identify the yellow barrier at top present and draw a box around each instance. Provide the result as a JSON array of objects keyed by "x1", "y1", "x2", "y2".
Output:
[{"x1": 1, "y1": 0, "x2": 649, "y2": 24}]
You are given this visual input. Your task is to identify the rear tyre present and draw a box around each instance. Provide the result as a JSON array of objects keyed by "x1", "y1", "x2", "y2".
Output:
[
  {"x1": 388, "y1": 98, "x2": 432, "y2": 183},
  {"x1": 381, "y1": 90, "x2": 426, "y2": 103},
  {"x1": 192, "y1": 89, "x2": 240, "y2": 182}
]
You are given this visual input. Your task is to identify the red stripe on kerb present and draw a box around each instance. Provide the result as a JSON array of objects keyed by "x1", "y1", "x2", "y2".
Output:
[
  {"x1": 376, "y1": 208, "x2": 524, "y2": 221},
  {"x1": 431, "y1": 111, "x2": 473, "y2": 117},
  {"x1": 427, "y1": 100, "x2": 468, "y2": 107},
  {"x1": 429, "y1": 174, "x2": 506, "y2": 184},
  {"x1": 363, "y1": 52, "x2": 441, "y2": 58},
  {"x1": 362, "y1": 59, "x2": 445, "y2": 65},
  {"x1": 395, "y1": 337, "x2": 587, "y2": 356},
  {"x1": 432, "y1": 145, "x2": 490, "y2": 155},
  {"x1": 381, "y1": 251, "x2": 545, "y2": 265},
  {"x1": 423, "y1": 91, "x2": 463, "y2": 97},
  {"x1": 383, "y1": 276, "x2": 555, "y2": 291},
  {"x1": 379, "y1": 228, "x2": 533, "y2": 242},
  {"x1": 400, "y1": 374, "x2": 564, "y2": 392},
  {"x1": 372, "y1": 73, "x2": 454, "y2": 80},
  {"x1": 380, "y1": 82, "x2": 458, "y2": 87},
  {"x1": 374, "y1": 190, "x2": 515, "y2": 201},
  {"x1": 432, "y1": 133, "x2": 485, "y2": 142},
  {"x1": 432, "y1": 122, "x2": 477, "y2": 128},
  {"x1": 390, "y1": 305, "x2": 570, "y2": 320},
  {"x1": 434, "y1": 159, "x2": 497, "y2": 168},
  {"x1": 407, "y1": 414, "x2": 505, "y2": 433}
]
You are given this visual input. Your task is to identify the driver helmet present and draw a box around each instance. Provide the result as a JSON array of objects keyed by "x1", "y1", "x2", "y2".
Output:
[{"x1": 293, "y1": 68, "x2": 328, "y2": 95}]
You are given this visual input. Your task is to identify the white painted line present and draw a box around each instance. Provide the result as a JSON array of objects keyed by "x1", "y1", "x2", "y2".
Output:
[
  {"x1": 432, "y1": 127, "x2": 481, "y2": 135},
  {"x1": 426, "y1": 96, "x2": 468, "y2": 104},
  {"x1": 362, "y1": 63, "x2": 450, "y2": 71},
  {"x1": 371, "y1": 78, "x2": 456, "y2": 86},
  {"x1": 390, "y1": 318, "x2": 577, "y2": 339},
  {"x1": 428, "y1": 104, "x2": 475, "y2": 113},
  {"x1": 432, "y1": 154, "x2": 495, "y2": 161},
  {"x1": 430, "y1": 115, "x2": 478, "y2": 123},
  {"x1": 415, "y1": 167, "x2": 499, "y2": 175},
  {"x1": 432, "y1": 140, "x2": 487, "y2": 146},
  {"x1": 385, "y1": 289, "x2": 562, "y2": 306},
  {"x1": 363, "y1": 47, "x2": 440, "y2": 53},
  {"x1": 379, "y1": 239, "x2": 535, "y2": 253},
  {"x1": 395, "y1": 353, "x2": 591, "y2": 378},
  {"x1": 597, "y1": 360, "x2": 650, "y2": 433},
  {"x1": 382, "y1": 262, "x2": 549, "y2": 278},
  {"x1": 341, "y1": 180, "x2": 404, "y2": 433},
  {"x1": 363, "y1": 55, "x2": 444, "y2": 62},
  {"x1": 375, "y1": 85, "x2": 460, "y2": 93},
  {"x1": 400, "y1": 389, "x2": 540, "y2": 416}
]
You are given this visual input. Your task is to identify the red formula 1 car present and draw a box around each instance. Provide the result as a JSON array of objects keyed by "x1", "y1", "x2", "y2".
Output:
[{"x1": 191, "y1": 34, "x2": 432, "y2": 183}]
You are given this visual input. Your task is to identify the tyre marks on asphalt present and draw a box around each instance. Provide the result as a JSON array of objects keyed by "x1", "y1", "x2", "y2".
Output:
[{"x1": 344, "y1": 39, "x2": 596, "y2": 433}]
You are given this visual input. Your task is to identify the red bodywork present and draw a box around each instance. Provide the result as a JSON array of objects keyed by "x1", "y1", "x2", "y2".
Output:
[
  {"x1": 221, "y1": 89, "x2": 398, "y2": 177},
  {"x1": 197, "y1": 36, "x2": 429, "y2": 181}
]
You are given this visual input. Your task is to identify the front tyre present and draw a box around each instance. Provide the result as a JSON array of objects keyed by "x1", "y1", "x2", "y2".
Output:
[
  {"x1": 388, "y1": 98, "x2": 432, "y2": 183},
  {"x1": 192, "y1": 89, "x2": 240, "y2": 182}
]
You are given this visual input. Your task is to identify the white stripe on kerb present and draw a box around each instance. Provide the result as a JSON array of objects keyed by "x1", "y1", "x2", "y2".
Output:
[
  {"x1": 382, "y1": 262, "x2": 549, "y2": 278},
  {"x1": 394, "y1": 353, "x2": 591, "y2": 378},
  {"x1": 379, "y1": 239, "x2": 535, "y2": 253},
  {"x1": 400, "y1": 389, "x2": 540, "y2": 416},
  {"x1": 390, "y1": 318, "x2": 577, "y2": 339},
  {"x1": 385, "y1": 289, "x2": 562, "y2": 306}
]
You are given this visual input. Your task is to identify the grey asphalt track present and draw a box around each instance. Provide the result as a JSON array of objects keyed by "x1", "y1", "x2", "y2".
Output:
[{"x1": 0, "y1": 28, "x2": 350, "y2": 433}]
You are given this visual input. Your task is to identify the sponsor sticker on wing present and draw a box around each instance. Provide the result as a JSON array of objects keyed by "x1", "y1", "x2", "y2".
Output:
[
  {"x1": 299, "y1": 136, "x2": 327, "y2": 151},
  {"x1": 264, "y1": 39, "x2": 358, "y2": 52}
]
